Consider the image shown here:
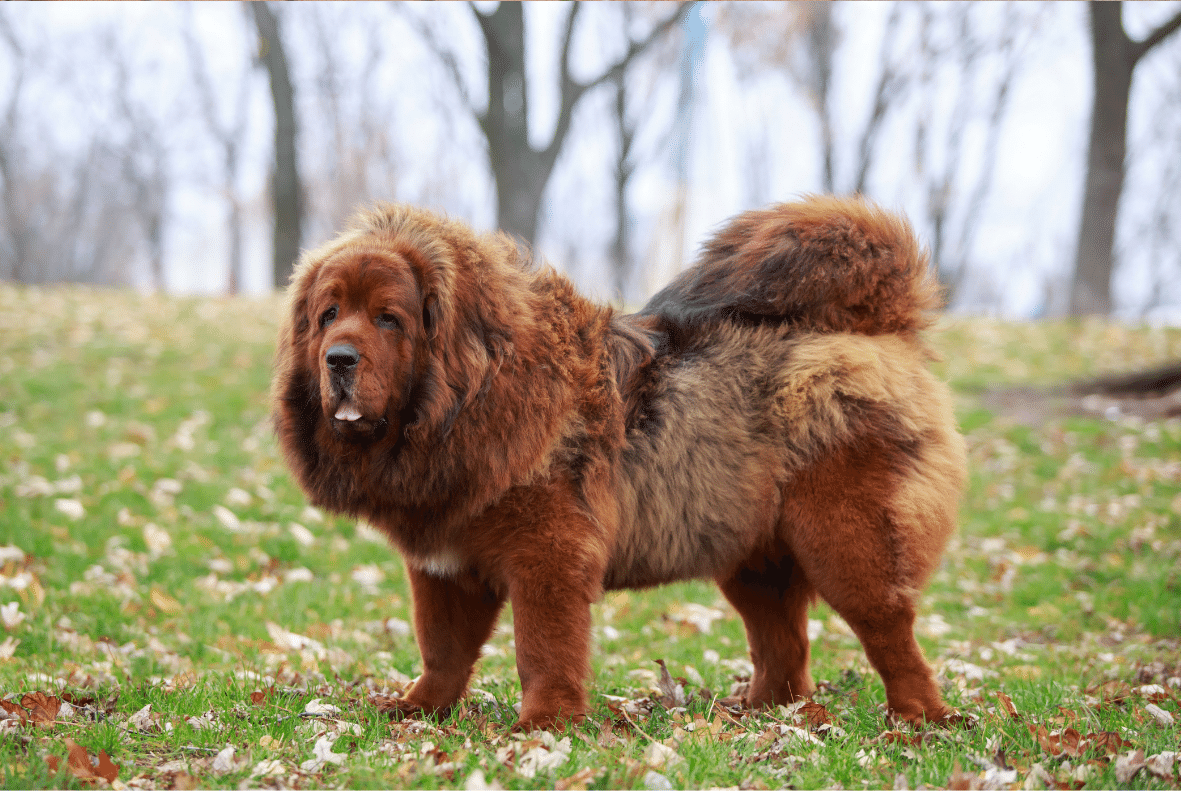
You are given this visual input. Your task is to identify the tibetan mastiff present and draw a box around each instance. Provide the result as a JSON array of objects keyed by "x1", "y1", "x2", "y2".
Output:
[{"x1": 272, "y1": 196, "x2": 967, "y2": 729}]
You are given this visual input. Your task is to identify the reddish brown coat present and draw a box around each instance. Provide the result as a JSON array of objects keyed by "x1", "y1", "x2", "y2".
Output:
[{"x1": 272, "y1": 196, "x2": 967, "y2": 729}]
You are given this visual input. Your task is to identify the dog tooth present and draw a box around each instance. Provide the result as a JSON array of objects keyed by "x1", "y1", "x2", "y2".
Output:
[{"x1": 335, "y1": 405, "x2": 362, "y2": 422}]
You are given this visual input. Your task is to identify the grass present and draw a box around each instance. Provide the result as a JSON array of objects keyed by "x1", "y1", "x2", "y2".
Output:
[{"x1": 0, "y1": 283, "x2": 1178, "y2": 789}]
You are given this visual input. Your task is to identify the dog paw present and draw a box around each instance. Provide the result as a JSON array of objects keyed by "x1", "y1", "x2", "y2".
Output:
[
  {"x1": 513, "y1": 711, "x2": 586, "y2": 733},
  {"x1": 373, "y1": 695, "x2": 433, "y2": 720},
  {"x1": 887, "y1": 705, "x2": 966, "y2": 729}
]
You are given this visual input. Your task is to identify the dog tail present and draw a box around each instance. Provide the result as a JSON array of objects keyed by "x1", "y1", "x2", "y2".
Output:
[{"x1": 640, "y1": 195, "x2": 941, "y2": 337}]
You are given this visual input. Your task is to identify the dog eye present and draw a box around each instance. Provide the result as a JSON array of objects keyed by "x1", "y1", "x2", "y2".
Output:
[
  {"x1": 375, "y1": 313, "x2": 400, "y2": 330},
  {"x1": 319, "y1": 306, "x2": 338, "y2": 328}
]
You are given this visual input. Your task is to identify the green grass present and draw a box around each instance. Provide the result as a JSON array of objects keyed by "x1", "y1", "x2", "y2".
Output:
[{"x1": 0, "y1": 285, "x2": 1178, "y2": 789}]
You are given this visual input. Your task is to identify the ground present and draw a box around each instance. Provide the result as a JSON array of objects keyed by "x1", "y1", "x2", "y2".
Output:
[{"x1": 0, "y1": 285, "x2": 1178, "y2": 789}]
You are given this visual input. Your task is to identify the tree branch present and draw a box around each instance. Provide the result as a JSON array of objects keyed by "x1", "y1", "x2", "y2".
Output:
[
  {"x1": 544, "y1": 1, "x2": 693, "y2": 169},
  {"x1": 397, "y1": 2, "x2": 477, "y2": 118},
  {"x1": 853, "y1": 3, "x2": 908, "y2": 194},
  {"x1": 1131, "y1": 8, "x2": 1181, "y2": 63}
]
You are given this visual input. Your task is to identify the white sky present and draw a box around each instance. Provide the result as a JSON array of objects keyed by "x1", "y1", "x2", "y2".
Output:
[{"x1": 1, "y1": 2, "x2": 1179, "y2": 318}]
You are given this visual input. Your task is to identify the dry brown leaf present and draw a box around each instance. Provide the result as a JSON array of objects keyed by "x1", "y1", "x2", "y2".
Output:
[
  {"x1": 1145, "y1": 751, "x2": 1177, "y2": 781},
  {"x1": 878, "y1": 730, "x2": 923, "y2": 747},
  {"x1": 654, "y1": 659, "x2": 686, "y2": 709},
  {"x1": 945, "y1": 760, "x2": 979, "y2": 790},
  {"x1": 250, "y1": 686, "x2": 274, "y2": 705},
  {"x1": 21, "y1": 691, "x2": 61, "y2": 727},
  {"x1": 1086, "y1": 679, "x2": 1132, "y2": 707},
  {"x1": 1115, "y1": 749, "x2": 1146, "y2": 785},
  {"x1": 170, "y1": 771, "x2": 200, "y2": 790},
  {"x1": 46, "y1": 738, "x2": 120, "y2": 785},
  {"x1": 995, "y1": 691, "x2": 1020, "y2": 720},
  {"x1": 0, "y1": 698, "x2": 28, "y2": 725},
  {"x1": 555, "y1": 765, "x2": 601, "y2": 790},
  {"x1": 1085, "y1": 730, "x2": 1134, "y2": 756},
  {"x1": 149, "y1": 587, "x2": 184, "y2": 615},
  {"x1": 798, "y1": 701, "x2": 832, "y2": 728},
  {"x1": 1059, "y1": 727, "x2": 1083, "y2": 757}
]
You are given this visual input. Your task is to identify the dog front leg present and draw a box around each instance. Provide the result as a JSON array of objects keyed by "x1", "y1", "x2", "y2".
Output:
[
  {"x1": 385, "y1": 564, "x2": 504, "y2": 718},
  {"x1": 508, "y1": 570, "x2": 594, "y2": 730}
]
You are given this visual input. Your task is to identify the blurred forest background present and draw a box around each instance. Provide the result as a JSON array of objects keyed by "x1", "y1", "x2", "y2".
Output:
[{"x1": 1, "y1": 1, "x2": 1180, "y2": 319}]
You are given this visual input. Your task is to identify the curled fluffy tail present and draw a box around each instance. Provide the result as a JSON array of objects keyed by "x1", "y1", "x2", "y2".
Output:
[{"x1": 640, "y1": 196, "x2": 941, "y2": 336}]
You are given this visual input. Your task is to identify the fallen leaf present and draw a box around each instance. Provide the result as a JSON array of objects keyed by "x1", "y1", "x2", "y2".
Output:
[
  {"x1": 1, "y1": 601, "x2": 25, "y2": 629},
  {"x1": 303, "y1": 698, "x2": 342, "y2": 716},
  {"x1": 149, "y1": 587, "x2": 183, "y2": 615},
  {"x1": 654, "y1": 660, "x2": 686, "y2": 709},
  {"x1": 1086, "y1": 679, "x2": 1132, "y2": 707},
  {"x1": 170, "y1": 772, "x2": 199, "y2": 790},
  {"x1": 996, "y1": 691, "x2": 1020, "y2": 720},
  {"x1": 1144, "y1": 703, "x2": 1175, "y2": 726},
  {"x1": 643, "y1": 741, "x2": 684, "y2": 771},
  {"x1": 250, "y1": 686, "x2": 275, "y2": 705},
  {"x1": 1115, "y1": 749, "x2": 1146, "y2": 785},
  {"x1": 0, "y1": 698, "x2": 28, "y2": 725},
  {"x1": 946, "y1": 761, "x2": 979, "y2": 790},
  {"x1": 1024, "y1": 762, "x2": 1054, "y2": 789},
  {"x1": 212, "y1": 744, "x2": 238, "y2": 775},
  {"x1": 127, "y1": 703, "x2": 155, "y2": 732},
  {"x1": 1146, "y1": 751, "x2": 1177, "y2": 781},
  {"x1": 300, "y1": 733, "x2": 348, "y2": 772},
  {"x1": 1084, "y1": 730, "x2": 1133, "y2": 755},
  {"x1": 516, "y1": 740, "x2": 571, "y2": 778},
  {"x1": 21, "y1": 692, "x2": 61, "y2": 727},
  {"x1": 798, "y1": 701, "x2": 833, "y2": 728},
  {"x1": 555, "y1": 766, "x2": 602, "y2": 790},
  {"x1": 250, "y1": 758, "x2": 286, "y2": 778},
  {"x1": 46, "y1": 738, "x2": 120, "y2": 784},
  {"x1": 1059, "y1": 727, "x2": 1083, "y2": 757}
]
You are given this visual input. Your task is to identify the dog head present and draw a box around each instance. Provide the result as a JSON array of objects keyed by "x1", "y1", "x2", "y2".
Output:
[{"x1": 275, "y1": 204, "x2": 517, "y2": 462}]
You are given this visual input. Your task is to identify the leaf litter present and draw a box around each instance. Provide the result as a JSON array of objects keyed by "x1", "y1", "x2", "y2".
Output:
[{"x1": 4, "y1": 288, "x2": 1181, "y2": 787}]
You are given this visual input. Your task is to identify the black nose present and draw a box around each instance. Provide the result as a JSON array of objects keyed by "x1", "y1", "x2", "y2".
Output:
[{"x1": 326, "y1": 344, "x2": 360, "y2": 371}]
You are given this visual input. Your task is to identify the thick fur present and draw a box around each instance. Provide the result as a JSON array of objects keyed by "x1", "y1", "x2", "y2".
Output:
[{"x1": 272, "y1": 196, "x2": 967, "y2": 729}]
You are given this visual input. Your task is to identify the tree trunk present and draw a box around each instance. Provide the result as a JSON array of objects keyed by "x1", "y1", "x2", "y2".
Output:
[
  {"x1": 1069, "y1": 2, "x2": 1181, "y2": 315},
  {"x1": 469, "y1": 2, "x2": 690, "y2": 247},
  {"x1": 475, "y1": 3, "x2": 544, "y2": 245},
  {"x1": 609, "y1": 71, "x2": 634, "y2": 301},
  {"x1": 1070, "y1": 3, "x2": 1133, "y2": 316},
  {"x1": 251, "y1": 1, "x2": 302, "y2": 290}
]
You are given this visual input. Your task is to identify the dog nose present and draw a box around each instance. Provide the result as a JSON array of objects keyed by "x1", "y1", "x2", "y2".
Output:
[{"x1": 326, "y1": 344, "x2": 360, "y2": 371}]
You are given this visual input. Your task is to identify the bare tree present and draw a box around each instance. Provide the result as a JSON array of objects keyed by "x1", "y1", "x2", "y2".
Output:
[
  {"x1": 304, "y1": 7, "x2": 400, "y2": 241},
  {"x1": 913, "y1": 3, "x2": 1027, "y2": 303},
  {"x1": 608, "y1": 65, "x2": 635, "y2": 301},
  {"x1": 849, "y1": 3, "x2": 909, "y2": 196},
  {"x1": 1139, "y1": 61, "x2": 1181, "y2": 315},
  {"x1": 0, "y1": 15, "x2": 138, "y2": 287},
  {"x1": 184, "y1": 11, "x2": 250, "y2": 294},
  {"x1": 111, "y1": 33, "x2": 170, "y2": 292},
  {"x1": 721, "y1": 2, "x2": 907, "y2": 197},
  {"x1": 250, "y1": 1, "x2": 302, "y2": 290},
  {"x1": 1069, "y1": 1, "x2": 1181, "y2": 315},
  {"x1": 0, "y1": 11, "x2": 30, "y2": 282},
  {"x1": 409, "y1": 2, "x2": 691, "y2": 246},
  {"x1": 606, "y1": 4, "x2": 692, "y2": 301},
  {"x1": 801, "y1": 3, "x2": 836, "y2": 193}
]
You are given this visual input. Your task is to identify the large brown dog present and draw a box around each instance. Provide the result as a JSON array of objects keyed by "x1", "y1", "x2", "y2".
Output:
[{"x1": 272, "y1": 196, "x2": 967, "y2": 730}]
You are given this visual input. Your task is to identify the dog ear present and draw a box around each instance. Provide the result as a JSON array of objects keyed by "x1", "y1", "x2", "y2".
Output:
[{"x1": 422, "y1": 293, "x2": 440, "y2": 341}]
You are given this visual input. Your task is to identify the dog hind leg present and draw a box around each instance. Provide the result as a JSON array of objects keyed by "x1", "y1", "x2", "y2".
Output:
[
  {"x1": 717, "y1": 546, "x2": 816, "y2": 707},
  {"x1": 783, "y1": 442, "x2": 953, "y2": 725}
]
